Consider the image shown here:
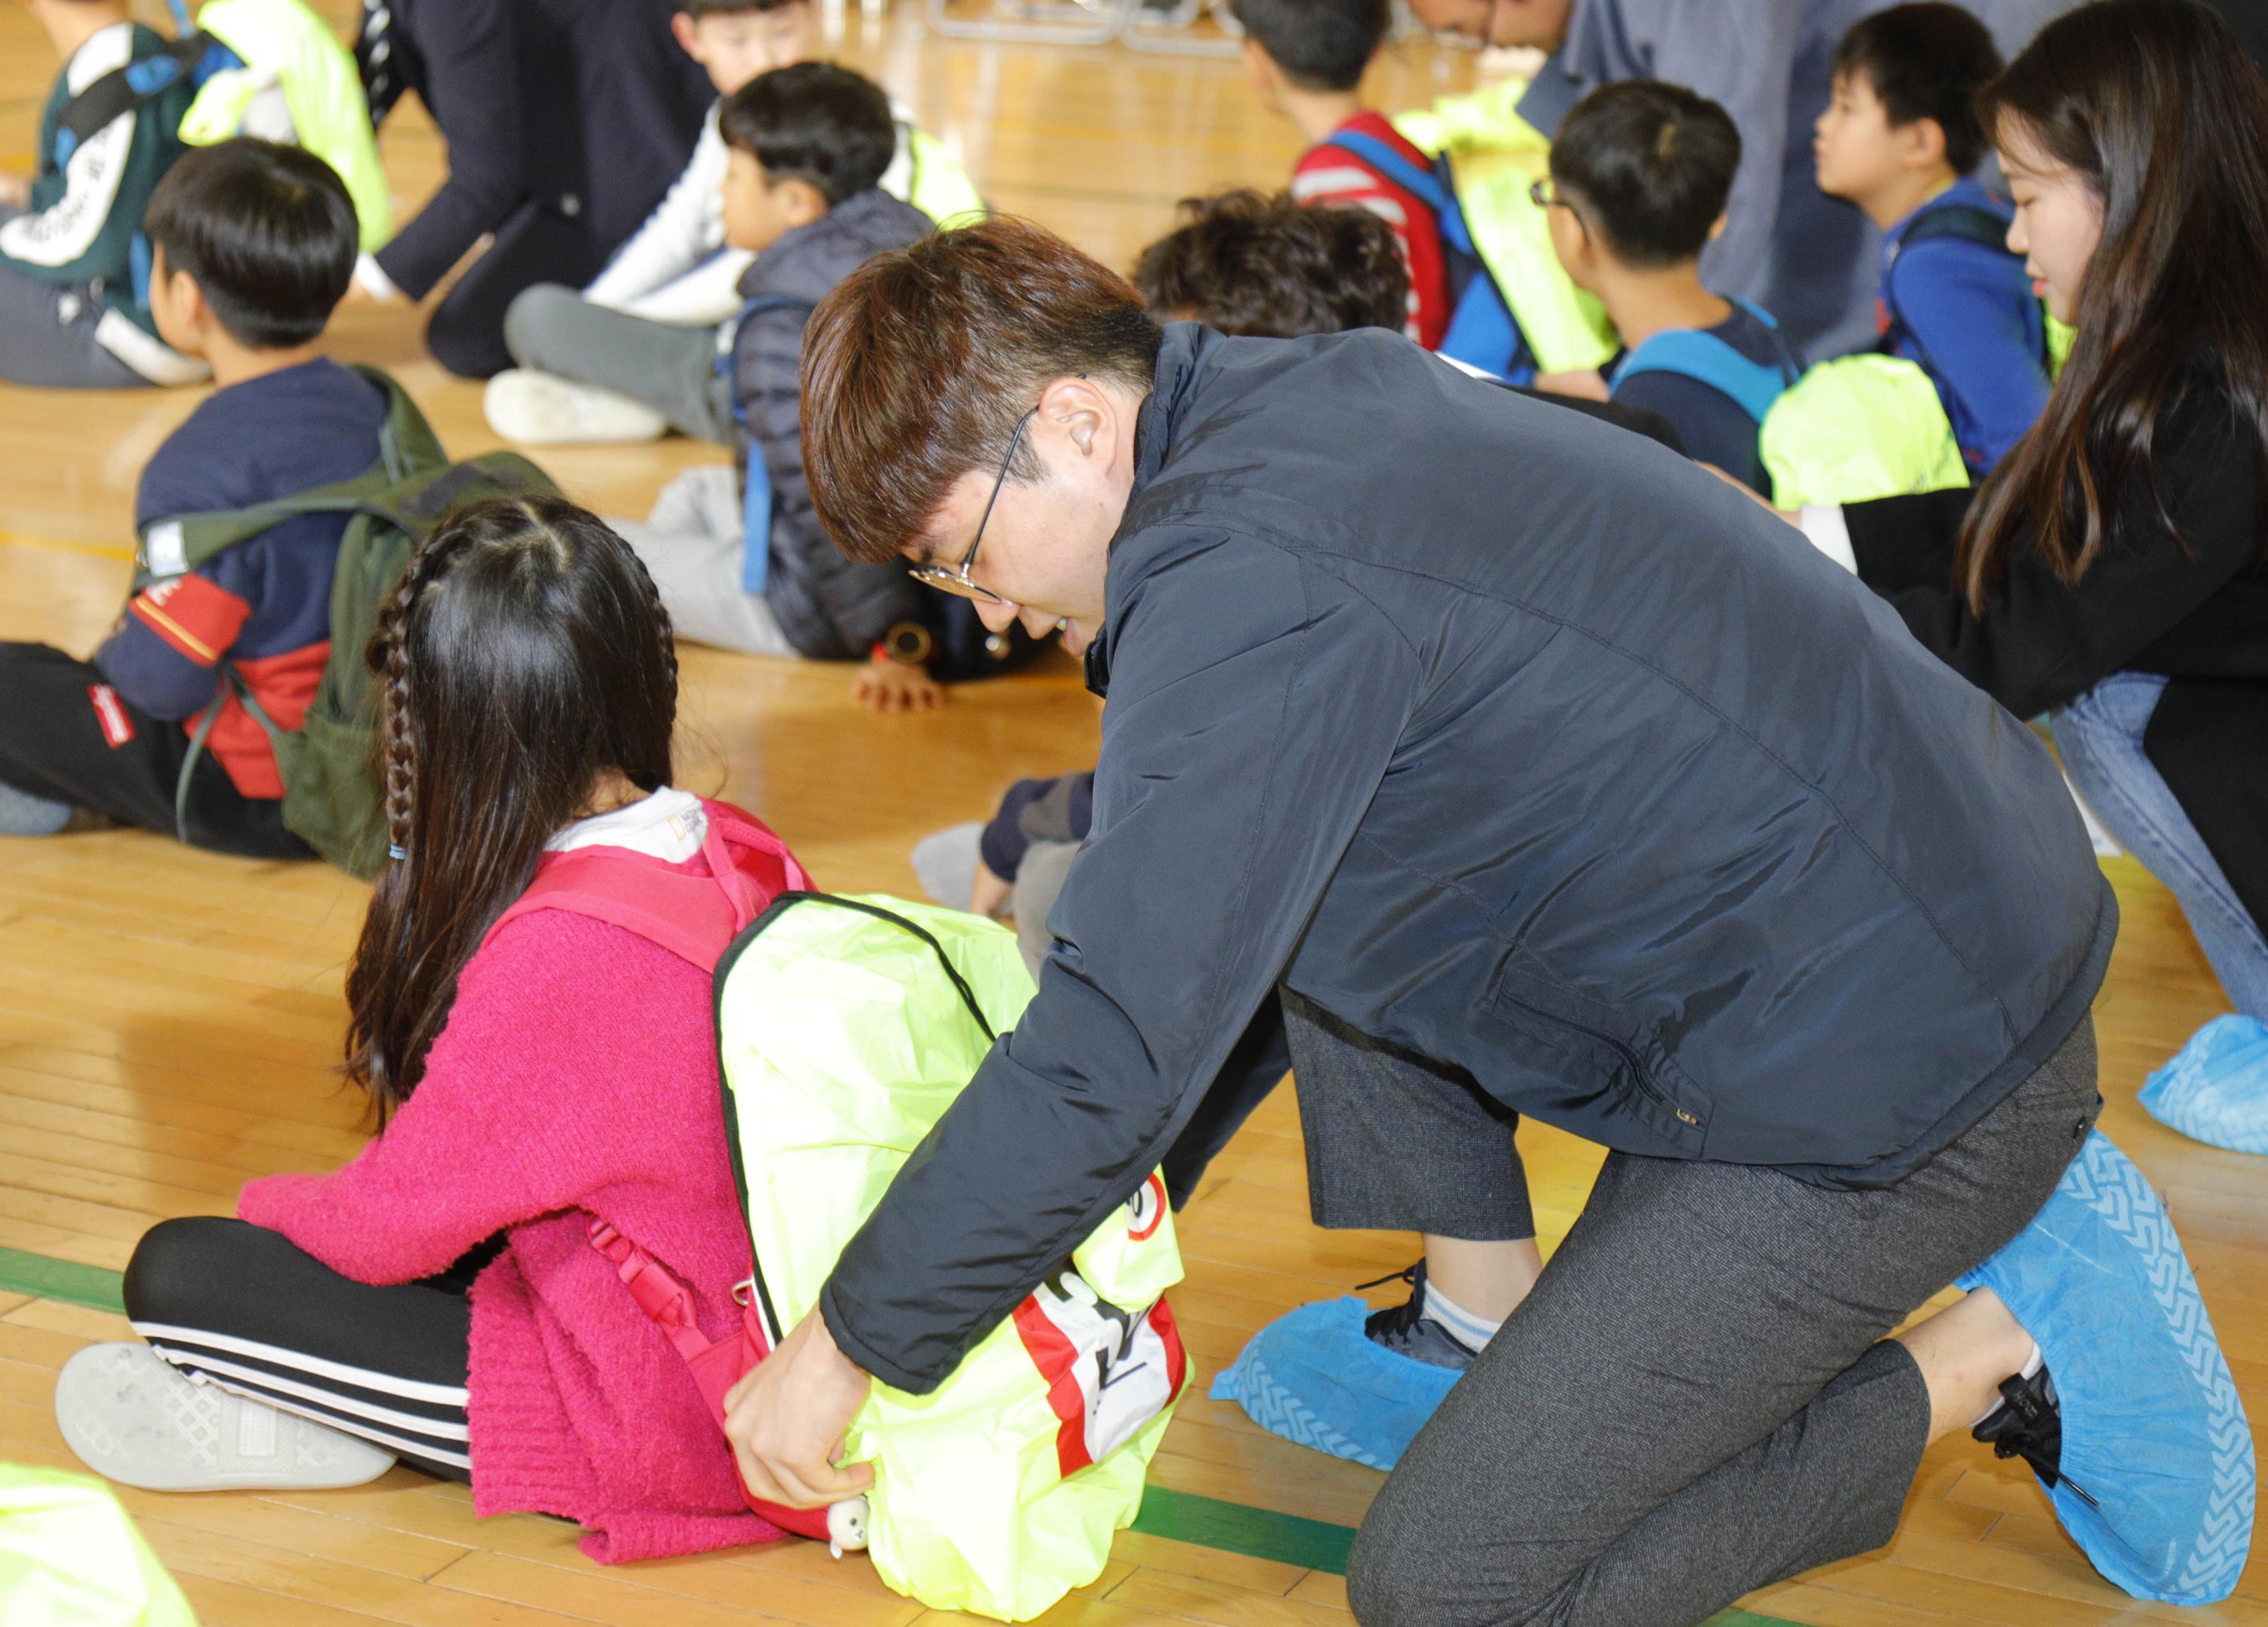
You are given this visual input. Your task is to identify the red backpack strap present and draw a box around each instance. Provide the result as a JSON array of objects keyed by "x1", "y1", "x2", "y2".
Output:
[
  {"x1": 698, "y1": 800, "x2": 814, "y2": 928},
  {"x1": 588, "y1": 1219, "x2": 714, "y2": 1365},
  {"x1": 488, "y1": 848, "x2": 741, "y2": 968}
]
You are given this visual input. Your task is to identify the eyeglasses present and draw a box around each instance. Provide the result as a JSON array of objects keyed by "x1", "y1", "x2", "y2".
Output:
[
  {"x1": 1529, "y1": 177, "x2": 1588, "y2": 242},
  {"x1": 909, "y1": 407, "x2": 1037, "y2": 606}
]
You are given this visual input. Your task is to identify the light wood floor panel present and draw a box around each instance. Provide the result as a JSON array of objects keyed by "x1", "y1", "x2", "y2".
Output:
[{"x1": 4, "y1": 4, "x2": 2263, "y2": 1624}]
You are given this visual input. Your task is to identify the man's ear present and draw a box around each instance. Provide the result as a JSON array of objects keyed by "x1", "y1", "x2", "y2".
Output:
[
  {"x1": 670, "y1": 12, "x2": 703, "y2": 59},
  {"x1": 777, "y1": 178, "x2": 830, "y2": 229},
  {"x1": 1039, "y1": 375, "x2": 1112, "y2": 460}
]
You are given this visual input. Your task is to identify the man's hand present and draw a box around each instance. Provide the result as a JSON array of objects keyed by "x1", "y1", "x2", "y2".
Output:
[
  {"x1": 850, "y1": 662, "x2": 945, "y2": 713},
  {"x1": 969, "y1": 858, "x2": 1012, "y2": 919},
  {"x1": 1533, "y1": 368, "x2": 1611, "y2": 401},
  {"x1": 0, "y1": 173, "x2": 32, "y2": 211},
  {"x1": 722, "y1": 1310, "x2": 875, "y2": 1509}
]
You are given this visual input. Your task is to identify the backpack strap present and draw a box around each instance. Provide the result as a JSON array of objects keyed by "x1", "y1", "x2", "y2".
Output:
[
  {"x1": 1898, "y1": 203, "x2": 2015, "y2": 255},
  {"x1": 56, "y1": 33, "x2": 216, "y2": 156},
  {"x1": 133, "y1": 367, "x2": 447, "y2": 581},
  {"x1": 1610, "y1": 302, "x2": 1798, "y2": 426},
  {"x1": 721, "y1": 294, "x2": 818, "y2": 594},
  {"x1": 1315, "y1": 129, "x2": 1475, "y2": 254}
]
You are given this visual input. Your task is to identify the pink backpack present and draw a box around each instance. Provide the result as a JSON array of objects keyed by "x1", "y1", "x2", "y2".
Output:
[{"x1": 489, "y1": 799, "x2": 839, "y2": 1546}]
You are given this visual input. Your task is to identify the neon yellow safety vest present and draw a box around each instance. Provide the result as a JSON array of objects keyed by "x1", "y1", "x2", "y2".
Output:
[
  {"x1": 180, "y1": 0, "x2": 391, "y2": 252},
  {"x1": 0, "y1": 1464, "x2": 198, "y2": 1627},
  {"x1": 1758, "y1": 353, "x2": 1972, "y2": 510},
  {"x1": 716, "y1": 894, "x2": 1187, "y2": 1622},
  {"x1": 1393, "y1": 82, "x2": 1618, "y2": 374}
]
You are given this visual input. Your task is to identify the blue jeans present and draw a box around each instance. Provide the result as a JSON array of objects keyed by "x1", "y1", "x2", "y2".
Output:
[{"x1": 2053, "y1": 673, "x2": 2268, "y2": 1019}]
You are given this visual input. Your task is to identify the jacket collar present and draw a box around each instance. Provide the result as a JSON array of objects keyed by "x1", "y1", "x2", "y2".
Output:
[{"x1": 1085, "y1": 323, "x2": 1209, "y2": 697}]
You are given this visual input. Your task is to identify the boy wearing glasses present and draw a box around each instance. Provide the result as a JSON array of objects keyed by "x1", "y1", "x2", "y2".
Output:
[
  {"x1": 1542, "y1": 81, "x2": 1801, "y2": 494},
  {"x1": 611, "y1": 64, "x2": 1006, "y2": 710}
]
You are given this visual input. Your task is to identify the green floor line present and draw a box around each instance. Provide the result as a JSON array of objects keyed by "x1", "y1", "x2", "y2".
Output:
[
  {"x1": 0, "y1": 1247, "x2": 127, "y2": 1315},
  {"x1": 0, "y1": 1246, "x2": 1802, "y2": 1622}
]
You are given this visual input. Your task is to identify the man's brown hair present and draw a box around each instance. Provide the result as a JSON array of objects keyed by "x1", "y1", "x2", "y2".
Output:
[{"x1": 801, "y1": 216, "x2": 1163, "y2": 566}]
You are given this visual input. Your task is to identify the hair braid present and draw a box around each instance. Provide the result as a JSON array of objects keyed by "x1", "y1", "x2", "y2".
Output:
[
  {"x1": 367, "y1": 531, "x2": 475, "y2": 863},
  {"x1": 614, "y1": 529, "x2": 680, "y2": 718}
]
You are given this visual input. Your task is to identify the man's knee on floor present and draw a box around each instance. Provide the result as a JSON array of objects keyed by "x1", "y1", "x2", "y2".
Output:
[{"x1": 501, "y1": 283, "x2": 581, "y2": 370}]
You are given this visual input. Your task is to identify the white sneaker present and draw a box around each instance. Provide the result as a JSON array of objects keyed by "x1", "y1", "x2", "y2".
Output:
[
  {"x1": 484, "y1": 369, "x2": 669, "y2": 446},
  {"x1": 54, "y1": 1343, "x2": 396, "y2": 1492}
]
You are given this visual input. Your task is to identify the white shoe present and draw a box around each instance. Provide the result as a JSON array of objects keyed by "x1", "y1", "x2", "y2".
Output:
[
  {"x1": 484, "y1": 370, "x2": 669, "y2": 446},
  {"x1": 54, "y1": 1343, "x2": 396, "y2": 1492}
]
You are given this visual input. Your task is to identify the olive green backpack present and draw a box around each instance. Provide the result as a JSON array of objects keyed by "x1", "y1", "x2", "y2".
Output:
[{"x1": 132, "y1": 367, "x2": 556, "y2": 875}]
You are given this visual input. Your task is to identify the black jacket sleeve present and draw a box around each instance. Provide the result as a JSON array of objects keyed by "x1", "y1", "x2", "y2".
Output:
[
  {"x1": 1843, "y1": 386, "x2": 2262, "y2": 720},
  {"x1": 818, "y1": 535, "x2": 1418, "y2": 1391},
  {"x1": 738, "y1": 305, "x2": 922, "y2": 657},
  {"x1": 373, "y1": 0, "x2": 528, "y2": 300}
]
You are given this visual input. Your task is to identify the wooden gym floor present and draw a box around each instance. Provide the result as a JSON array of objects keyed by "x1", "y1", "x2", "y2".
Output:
[{"x1": 0, "y1": 5, "x2": 2261, "y2": 1623}]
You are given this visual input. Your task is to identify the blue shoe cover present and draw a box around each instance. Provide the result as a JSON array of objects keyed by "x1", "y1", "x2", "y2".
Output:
[
  {"x1": 2140, "y1": 1015, "x2": 2268, "y2": 1156},
  {"x1": 1209, "y1": 1297, "x2": 1461, "y2": 1470},
  {"x1": 1957, "y1": 1130, "x2": 2254, "y2": 1603}
]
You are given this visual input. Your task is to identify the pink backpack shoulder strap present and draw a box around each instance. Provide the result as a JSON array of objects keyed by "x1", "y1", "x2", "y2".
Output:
[{"x1": 485, "y1": 798, "x2": 813, "y2": 972}]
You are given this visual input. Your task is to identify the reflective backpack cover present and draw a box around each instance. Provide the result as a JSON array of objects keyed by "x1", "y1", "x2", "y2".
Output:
[
  {"x1": 1391, "y1": 83, "x2": 1617, "y2": 377},
  {"x1": 178, "y1": 0, "x2": 392, "y2": 251},
  {"x1": 1758, "y1": 353, "x2": 1972, "y2": 510},
  {"x1": 715, "y1": 893, "x2": 1188, "y2": 1622},
  {"x1": 0, "y1": 1464, "x2": 196, "y2": 1627}
]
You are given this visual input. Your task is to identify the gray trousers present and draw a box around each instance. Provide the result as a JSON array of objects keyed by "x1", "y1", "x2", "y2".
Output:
[
  {"x1": 910, "y1": 821, "x2": 1081, "y2": 981},
  {"x1": 503, "y1": 283, "x2": 735, "y2": 443},
  {"x1": 610, "y1": 466, "x2": 795, "y2": 656},
  {"x1": 0, "y1": 263, "x2": 146, "y2": 389},
  {"x1": 1283, "y1": 994, "x2": 2099, "y2": 1627}
]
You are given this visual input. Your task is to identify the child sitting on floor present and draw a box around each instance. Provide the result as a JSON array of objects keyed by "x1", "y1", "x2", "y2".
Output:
[
  {"x1": 0, "y1": 0, "x2": 203, "y2": 386},
  {"x1": 0, "y1": 139, "x2": 384, "y2": 855},
  {"x1": 609, "y1": 63, "x2": 1021, "y2": 712},
  {"x1": 1815, "y1": 2, "x2": 2048, "y2": 476},
  {"x1": 484, "y1": 0, "x2": 982, "y2": 448},
  {"x1": 1542, "y1": 81, "x2": 1801, "y2": 494},
  {"x1": 1233, "y1": 0, "x2": 1450, "y2": 349},
  {"x1": 57, "y1": 495, "x2": 814, "y2": 1567}
]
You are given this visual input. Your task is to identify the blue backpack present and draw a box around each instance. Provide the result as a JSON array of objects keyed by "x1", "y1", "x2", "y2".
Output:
[
  {"x1": 1608, "y1": 298, "x2": 1802, "y2": 425},
  {"x1": 1317, "y1": 128, "x2": 1535, "y2": 384}
]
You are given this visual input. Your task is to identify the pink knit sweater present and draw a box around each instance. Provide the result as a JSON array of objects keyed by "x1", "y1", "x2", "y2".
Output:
[{"x1": 238, "y1": 903, "x2": 782, "y2": 1563}]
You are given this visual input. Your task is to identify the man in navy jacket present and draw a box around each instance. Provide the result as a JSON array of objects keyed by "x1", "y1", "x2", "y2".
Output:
[{"x1": 717, "y1": 221, "x2": 2158, "y2": 1624}]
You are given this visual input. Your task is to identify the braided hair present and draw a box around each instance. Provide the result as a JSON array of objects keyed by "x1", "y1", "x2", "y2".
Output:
[{"x1": 343, "y1": 495, "x2": 679, "y2": 1119}]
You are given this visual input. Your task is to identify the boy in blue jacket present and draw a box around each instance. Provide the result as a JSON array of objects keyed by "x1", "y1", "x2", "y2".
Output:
[
  {"x1": 0, "y1": 141, "x2": 384, "y2": 854},
  {"x1": 1815, "y1": 2, "x2": 2049, "y2": 474},
  {"x1": 0, "y1": 0, "x2": 202, "y2": 386}
]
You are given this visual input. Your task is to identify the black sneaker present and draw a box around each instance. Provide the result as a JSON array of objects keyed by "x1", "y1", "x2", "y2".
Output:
[
  {"x1": 1357, "y1": 1261, "x2": 1483, "y2": 1371},
  {"x1": 1972, "y1": 1363, "x2": 2099, "y2": 1508}
]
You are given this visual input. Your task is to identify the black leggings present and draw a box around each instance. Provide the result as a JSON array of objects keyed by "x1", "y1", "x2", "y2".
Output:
[{"x1": 122, "y1": 1216, "x2": 491, "y2": 1482}]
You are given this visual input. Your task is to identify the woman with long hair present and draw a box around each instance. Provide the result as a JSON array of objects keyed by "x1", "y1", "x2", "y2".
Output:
[
  {"x1": 54, "y1": 496, "x2": 811, "y2": 1563},
  {"x1": 1804, "y1": 0, "x2": 2268, "y2": 1061}
]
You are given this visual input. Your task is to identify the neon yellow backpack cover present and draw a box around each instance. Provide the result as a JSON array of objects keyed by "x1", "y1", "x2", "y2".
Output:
[
  {"x1": 715, "y1": 893, "x2": 1189, "y2": 1622},
  {"x1": 903, "y1": 126, "x2": 986, "y2": 231},
  {"x1": 0, "y1": 1464, "x2": 197, "y2": 1627},
  {"x1": 1759, "y1": 353, "x2": 1973, "y2": 509},
  {"x1": 1393, "y1": 82, "x2": 1618, "y2": 374},
  {"x1": 178, "y1": 0, "x2": 392, "y2": 252}
]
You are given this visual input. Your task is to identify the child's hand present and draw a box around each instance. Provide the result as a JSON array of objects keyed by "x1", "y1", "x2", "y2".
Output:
[
  {"x1": 0, "y1": 174, "x2": 31, "y2": 211},
  {"x1": 1534, "y1": 369, "x2": 1611, "y2": 401},
  {"x1": 850, "y1": 662, "x2": 945, "y2": 713},
  {"x1": 969, "y1": 860, "x2": 1012, "y2": 919}
]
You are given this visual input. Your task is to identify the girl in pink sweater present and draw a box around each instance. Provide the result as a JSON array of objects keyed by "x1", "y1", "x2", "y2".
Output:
[{"x1": 55, "y1": 495, "x2": 809, "y2": 1563}]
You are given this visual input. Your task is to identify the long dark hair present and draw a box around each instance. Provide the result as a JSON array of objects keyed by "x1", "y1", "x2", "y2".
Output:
[
  {"x1": 1955, "y1": 0, "x2": 2268, "y2": 610},
  {"x1": 344, "y1": 496, "x2": 680, "y2": 1120}
]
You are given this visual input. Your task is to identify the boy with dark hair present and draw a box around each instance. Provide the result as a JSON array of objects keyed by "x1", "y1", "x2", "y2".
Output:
[
  {"x1": 611, "y1": 63, "x2": 987, "y2": 712},
  {"x1": 1816, "y1": 2, "x2": 2048, "y2": 473},
  {"x1": 0, "y1": 140, "x2": 386, "y2": 854},
  {"x1": 1133, "y1": 188, "x2": 1411, "y2": 337},
  {"x1": 1232, "y1": 0, "x2": 1450, "y2": 349},
  {"x1": 1544, "y1": 80, "x2": 1800, "y2": 492},
  {"x1": 485, "y1": 0, "x2": 982, "y2": 448},
  {"x1": 0, "y1": 0, "x2": 203, "y2": 386}
]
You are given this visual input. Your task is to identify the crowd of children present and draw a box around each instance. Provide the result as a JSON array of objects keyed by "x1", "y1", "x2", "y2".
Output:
[{"x1": 5, "y1": 0, "x2": 2266, "y2": 1621}]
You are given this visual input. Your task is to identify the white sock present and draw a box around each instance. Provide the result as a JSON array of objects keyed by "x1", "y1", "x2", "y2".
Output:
[
  {"x1": 1970, "y1": 1340, "x2": 2046, "y2": 1427},
  {"x1": 1420, "y1": 1278, "x2": 1504, "y2": 1352}
]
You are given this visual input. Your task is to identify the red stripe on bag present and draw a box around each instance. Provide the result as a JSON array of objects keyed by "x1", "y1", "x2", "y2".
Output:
[
  {"x1": 88, "y1": 685, "x2": 136, "y2": 748},
  {"x1": 1011, "y1": 1294, "x2": 1095, "y2": 1478}
]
